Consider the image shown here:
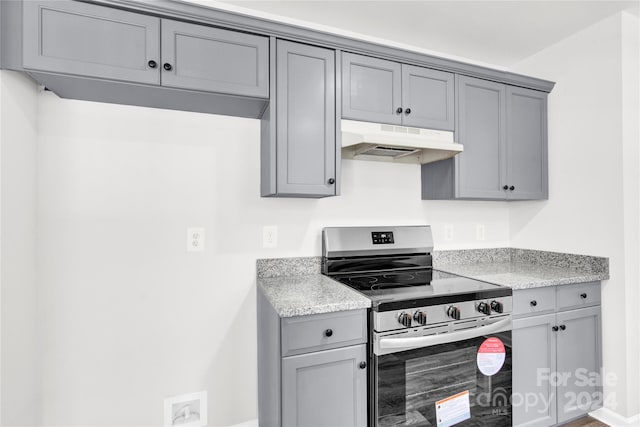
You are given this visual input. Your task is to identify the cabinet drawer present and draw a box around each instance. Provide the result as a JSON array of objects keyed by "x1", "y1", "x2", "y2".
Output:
[
  {"x1": 556, "y1": 282, "x2": 600, "y2": 311},
  {"x1": 281, "y1": 310, "x2": 367, "y2": 357},
  {"x1": 513, "y1": 287, "x2": 555, "y2": 317}
]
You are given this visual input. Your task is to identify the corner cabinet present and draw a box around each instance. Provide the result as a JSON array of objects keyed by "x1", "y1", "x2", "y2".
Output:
[
  {"x1": 342, "y1": 52, "x2": 455, "y2": 131},
  {"x1": 257, "y1": 291, "x2": 368, "y2": 426},
  {"x1": 422, "y1": 76, "x2": 548, "y2": 200},
  {"x1": 261, "y1": 39, "x2": 339, "y2": 198},
  {"x1": 512, "y1": 283, "x2": 602, "y2": 427}
]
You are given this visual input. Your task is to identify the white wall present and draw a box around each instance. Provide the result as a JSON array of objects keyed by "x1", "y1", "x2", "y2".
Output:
[
  {"x1": 510, "y1": 12, "x2": 640, "y2": 419},
  {"x1": 0, "y1": 70, "x2": 39, "y2": 425},
  {"x1": 5, "y1": 9, "x2": 637, "y2": 425},
  {"x1": 33, "y1": 91, "x2": 509, "y2": 425}
]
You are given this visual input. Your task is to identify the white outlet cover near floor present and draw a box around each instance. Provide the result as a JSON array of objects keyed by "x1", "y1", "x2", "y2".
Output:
[{"x1": 164, "y1": 390, "x2": 208, "y2": 427}]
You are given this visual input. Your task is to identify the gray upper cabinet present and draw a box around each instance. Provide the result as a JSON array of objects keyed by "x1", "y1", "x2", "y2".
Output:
[
  {"x1": 262, "y1": 39, "x2": 338, "y2": 198},
  {"x1": 422, "y1": 75, "x2": 548, "y2": 201},
  {"x1": 342, "y1": 53, "x2": 402, "y2": 125},
  {"x1": 23, "y1": 0, "x2": 160, "y2": 85},
  {"x1": 160, "y1": 20, "x2": 268, "y2": 98},
  {"x1": 401, "y1": 65, "x2": 455, "y2": 130},
  {"x1": 22, "y1": 0, "x2": 269, "y2": 99},
  {"x1": 456, "y1": 76, "x2": 507, "y2": 199},
  {"x1": 282, "y1": 344, "x2": 367, "y2": 427},
  {"x1": 342, "y1": 52, "x2": 454, "y2": 130},
  {"x1": 507, "y1": 86, "x2": 548, "y2": 200}
]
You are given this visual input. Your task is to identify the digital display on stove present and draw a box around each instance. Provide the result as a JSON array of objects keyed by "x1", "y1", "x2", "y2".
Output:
[{"x1": 372, "y1": 231, "x2": 394, "y2": 244}]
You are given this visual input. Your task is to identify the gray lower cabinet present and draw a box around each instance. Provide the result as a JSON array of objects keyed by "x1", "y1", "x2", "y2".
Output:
[
  {"x1": 421, "y1": 75, "x2": 548, "y2": 200},
  {"x1": 261, "y1": 39, "x2": 338, "y2": 197},
  {"x1": 282, "y1": 345, "x2": 367, "y2": 427},
  {"x1": 512, "y1": 283, "x2": 602, "y2": 427},
  {"x1": 513, "y1": 313, "x2": 557, "y2": 427},
  {"x1": 22, "y1": 0, "x2": 269, "y2": 97},
  {"x1": 555, "y1": 306, "x2": 601, "y2": 424},
  {"x1": 257, "y1": 290, "x2": 368, "y2": 426},
  {"x1": 342, "y1": 52, "x2": 454, "y2": 130}
]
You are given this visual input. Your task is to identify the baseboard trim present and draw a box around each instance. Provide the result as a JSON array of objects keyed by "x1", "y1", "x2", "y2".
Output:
[{"x1": 590, "y1": 407, "x2": 640, "y2": 426}]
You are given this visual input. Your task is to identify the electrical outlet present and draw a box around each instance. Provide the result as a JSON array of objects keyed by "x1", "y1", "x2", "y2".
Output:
[
  {"x1": 263, "y1": 226, "x2": 278, "y2": 248},
  {"x1": 164, "y1": 391, "x2": 207, "y2": 427},
  {"x1": 444, "y1": 224, "x2": 454, "y2": 241},
  {"x1": 476, "y1": 224, "x2": 486, "y2": 241},
  {"x1": 187, "y1": 227, "x2": 205, "y2": 252}
]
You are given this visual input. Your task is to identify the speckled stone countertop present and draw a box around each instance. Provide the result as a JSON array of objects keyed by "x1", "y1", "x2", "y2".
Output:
[
  {"x1": 434, "y1": 248, "x2": 609, "y2": 290},
  {"x1": 256, "y1": 257, "x2": 370, "y2": 317},
  {"x1": 258, "y1": 274, "x2": 371, "y2": 317},
  {"x1": 256, "y1": 249, "x2": 609, "y2": 316}
]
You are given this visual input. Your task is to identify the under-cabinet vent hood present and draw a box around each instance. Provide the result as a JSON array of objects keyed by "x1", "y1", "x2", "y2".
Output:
[{"x1": 341, "y1": 120, "x2": 463, "y2": 164}]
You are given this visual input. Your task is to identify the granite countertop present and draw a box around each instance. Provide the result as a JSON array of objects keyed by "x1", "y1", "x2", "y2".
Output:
[
  {"x1": 433, "y1": 248, "x2": 609, "y2": 290},
  {"x1": 435, "y1": 262, "x2": 608, "y2": 290},
  {"x1": 257, "y1": 272, "x2": 370, "y2": 317},
  {"x1": 257, "y1": 257, "x2": 371, "y2": 317},
  {"x1": 256, "y1": 249, "x2": 609, "y2": 316}
]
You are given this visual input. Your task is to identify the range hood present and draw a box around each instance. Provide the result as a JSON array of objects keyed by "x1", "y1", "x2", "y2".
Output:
[{"x1": 341, "y1": 120, "x2": 463, "y2": 164}]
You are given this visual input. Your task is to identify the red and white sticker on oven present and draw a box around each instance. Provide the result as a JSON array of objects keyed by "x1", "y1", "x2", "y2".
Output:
[{"x1": 476, "y1": 337, "x2": 506, "y2": 376}]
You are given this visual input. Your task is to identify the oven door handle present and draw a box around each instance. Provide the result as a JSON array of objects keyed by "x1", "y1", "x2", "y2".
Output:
[{"x1": 379, "y1": 317, "x2": 511, "y2": 352}]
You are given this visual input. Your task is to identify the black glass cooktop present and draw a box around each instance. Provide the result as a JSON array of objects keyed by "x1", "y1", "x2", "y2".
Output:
[{"x1": 331, "y1": 268, "x2": 512, "y2": 311}]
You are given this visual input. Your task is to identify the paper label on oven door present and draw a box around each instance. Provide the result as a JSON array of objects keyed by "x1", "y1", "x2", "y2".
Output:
[
  {"x1": 477, "y1": 337, "x2": 506, "y2": 376},
  {"x1": 435, "y1": 390, "x2": 471, "y2": 427}
]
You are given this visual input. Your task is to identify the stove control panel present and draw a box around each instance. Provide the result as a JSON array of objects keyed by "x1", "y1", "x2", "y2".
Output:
[
  {"x1": 374, "y1": 296, "x2": 513, "y2": 333},
  {"x1": 371, "y1": 231, "x2": 394, "y2": 244}
]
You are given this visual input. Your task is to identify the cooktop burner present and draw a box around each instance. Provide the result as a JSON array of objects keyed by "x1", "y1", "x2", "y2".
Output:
[
  {"x1": 332, "y1": 268, "x2": 511, "y2": 311},
  {"x1": 336, "y1": 270, "x2": 433, "y2": 291}
]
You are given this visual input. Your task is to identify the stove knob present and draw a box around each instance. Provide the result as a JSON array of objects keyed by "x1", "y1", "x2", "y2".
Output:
[
  {"x1": 447, "y1": 306, "x2": 461, "y2": 320},
  {"x1": 477, "y1": 302, "x2": 491, "y2": 316},
  {"x1": 413, "y1": 311, "x2": 428, "y2": 326},
  {"x1": 398, "y1": 312, "x2": 412, "y2": 328},
  {"x1": 490, "y1": 300, "x2": 504, "y2": 313}
]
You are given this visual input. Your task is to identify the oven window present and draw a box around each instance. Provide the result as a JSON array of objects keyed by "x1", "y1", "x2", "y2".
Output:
[{"x1": 375, "y1": 331, "x2": 512, "y2": 426}]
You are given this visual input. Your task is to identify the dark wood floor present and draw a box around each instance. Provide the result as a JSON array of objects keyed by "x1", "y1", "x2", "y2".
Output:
[{"x1": 562, "y1": 416, "x2": 609, "y2": 427}]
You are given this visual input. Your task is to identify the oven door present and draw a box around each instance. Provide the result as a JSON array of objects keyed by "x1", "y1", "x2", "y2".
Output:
[{"x1": 373, "y1": 317, "x2": 512, "y2": 427}]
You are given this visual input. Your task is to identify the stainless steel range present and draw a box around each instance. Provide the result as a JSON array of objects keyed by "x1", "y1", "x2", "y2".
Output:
[{"x1": 322, "y1": 225, "x2": 513, "y2": 427}]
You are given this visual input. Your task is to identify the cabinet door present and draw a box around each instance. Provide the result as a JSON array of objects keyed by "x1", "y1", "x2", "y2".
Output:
[
  {"x1": 23, "y1": 0, "x2": 160, "y2": 85},
  {"x1": 456, "y1": 76, "x2": 507, "y2": 199},
  {"x1": 512, "y1": 314, "x2": 557, "y2": 427},
  {"x1": 342, "y1": 53, "x2": 402, "y2": 125},
  {"x1": 556, "y1": 307, "x2": 602, "y2": 424},
  {"x1": 161, "y1": 20, "x2": 268, "y2": 97},
  {"x1": 507, "y1": 87, "x2": 548, "y2": 200},
  {"x1": 401, "y1": 65, "x2": 454, "y2": 130},
  {"x1": 282, "y1": 344, "x2": 367, "y2": 427},
  {"x1": 276, "y1": 40, "x2": 336, "y2": 197}
]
